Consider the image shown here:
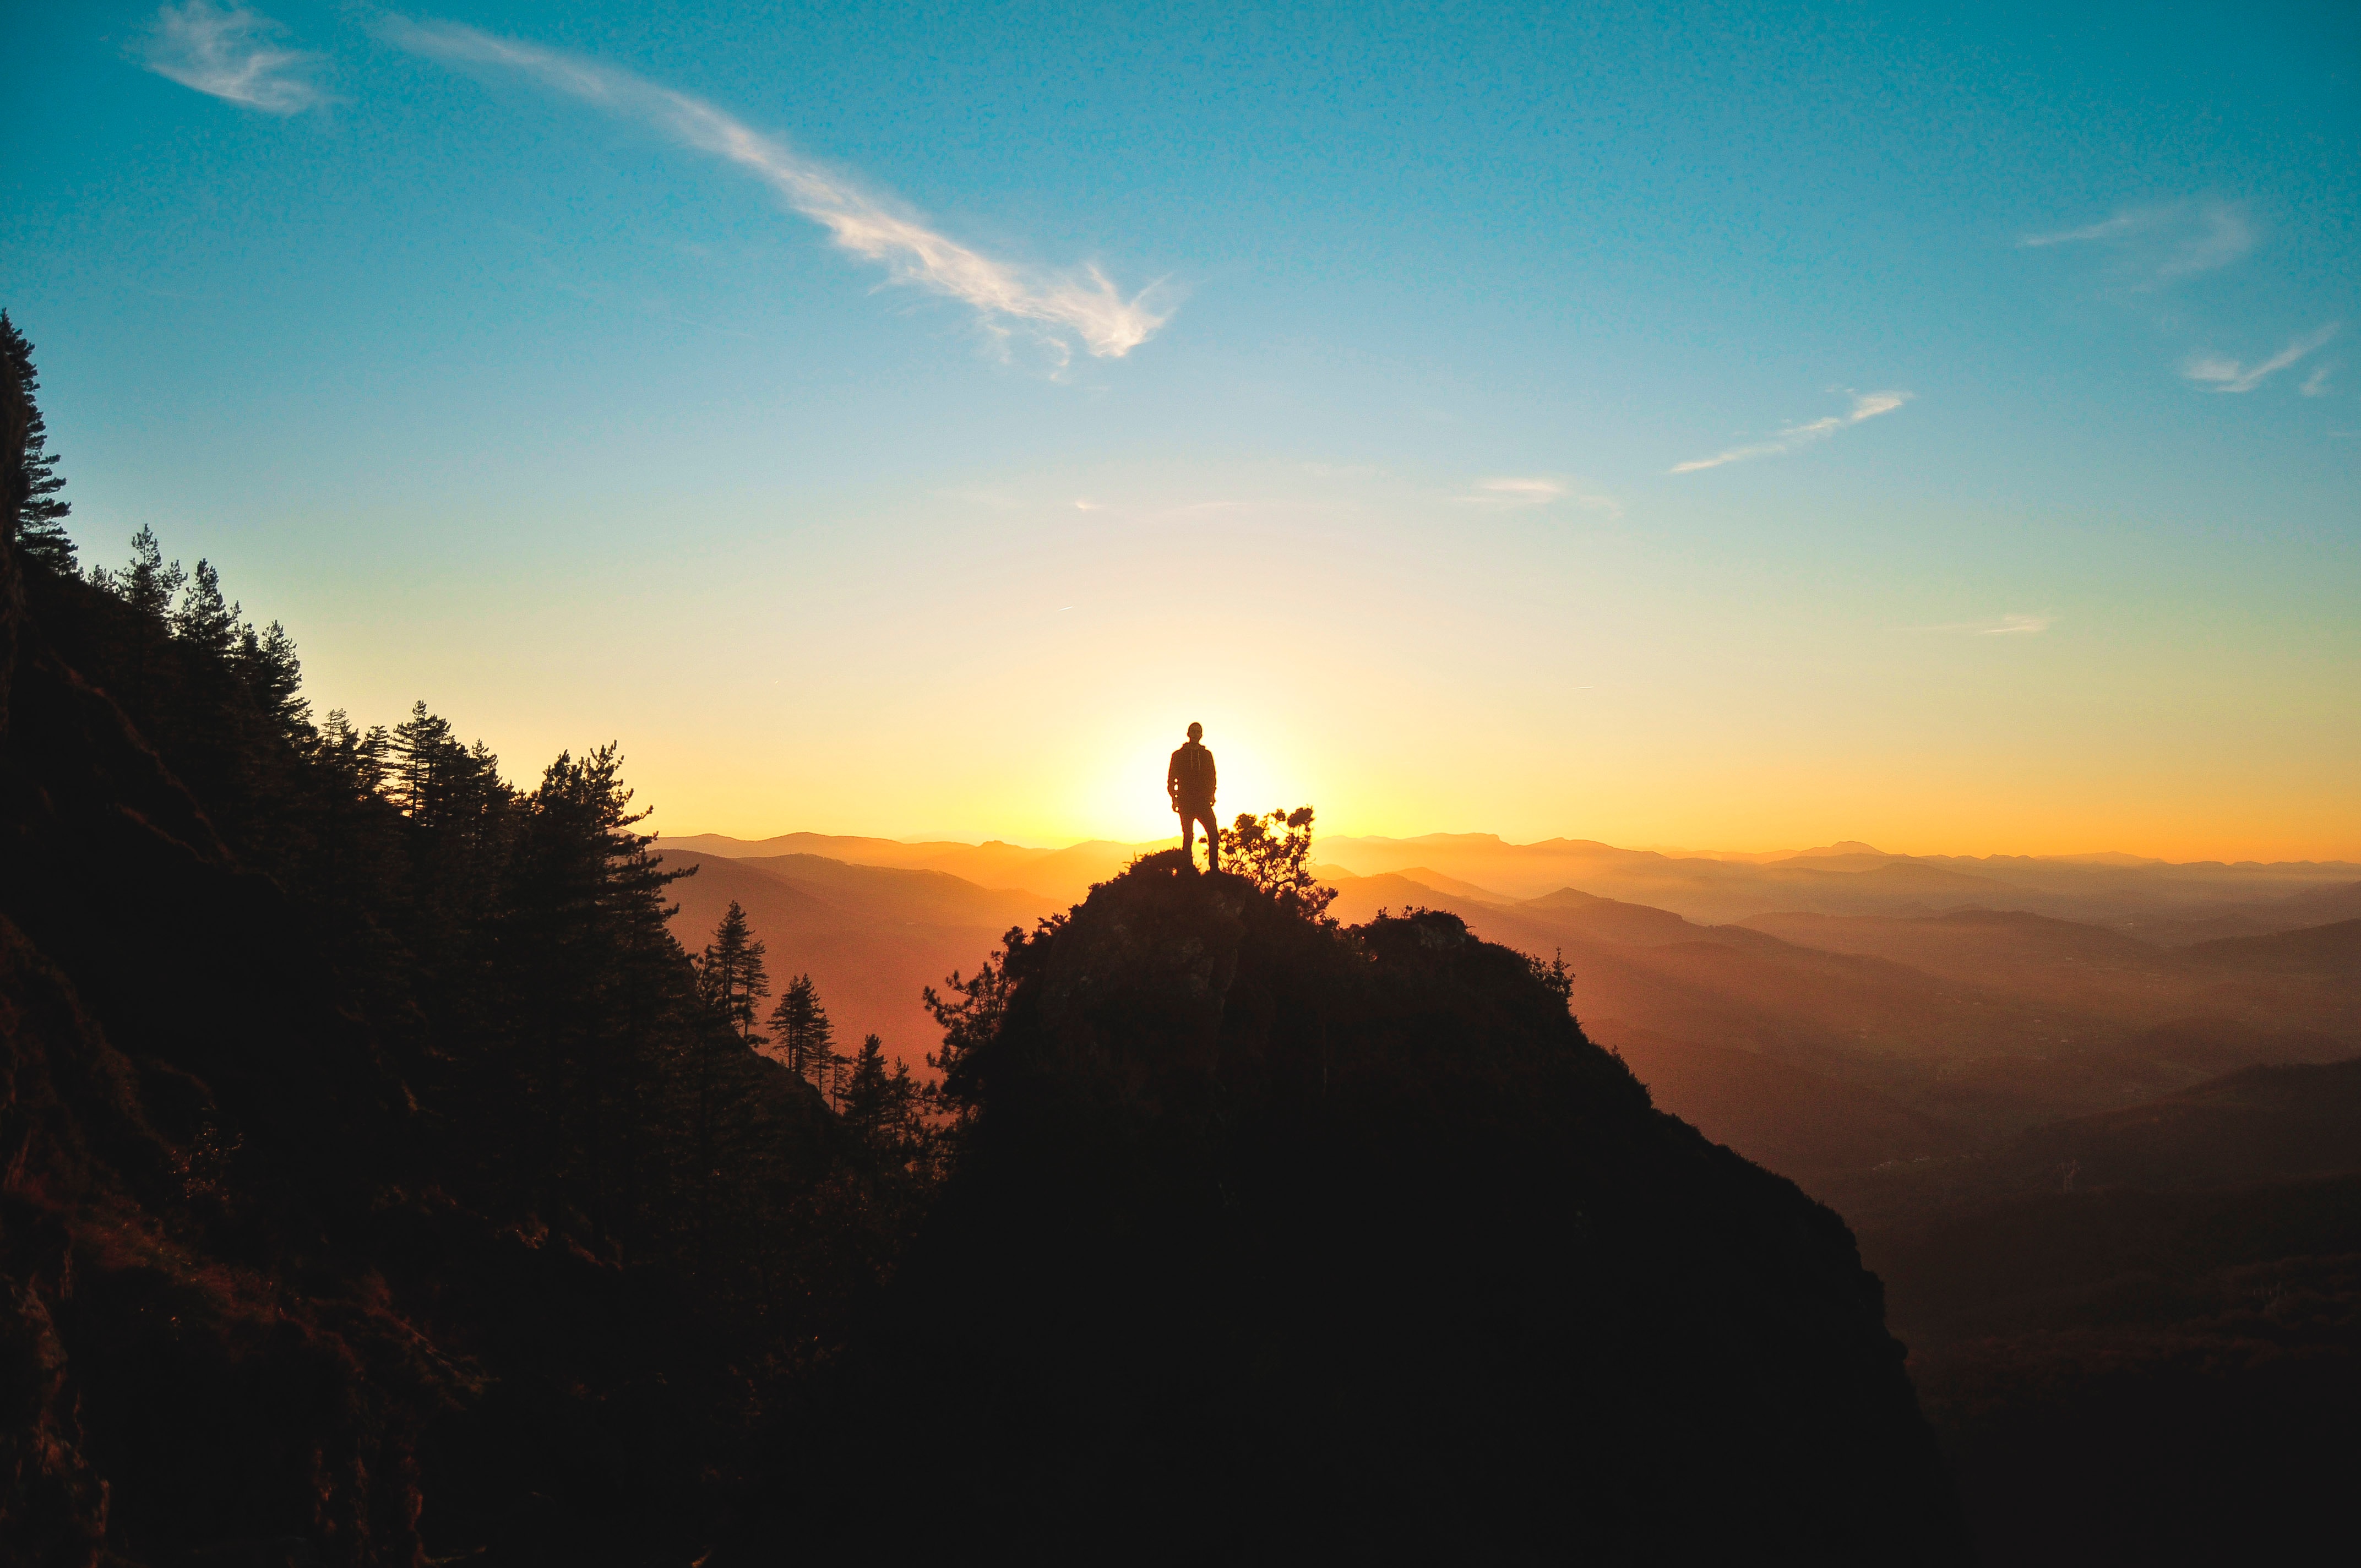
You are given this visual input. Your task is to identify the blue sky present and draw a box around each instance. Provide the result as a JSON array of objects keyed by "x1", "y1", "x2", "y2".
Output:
[{"x1": 4, "y1": 1, "x2": 2356, "y2": 856}]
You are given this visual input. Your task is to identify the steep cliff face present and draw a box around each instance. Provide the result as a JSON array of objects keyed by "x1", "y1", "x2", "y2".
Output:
[{"x1": 856, "y1": 853, "x2": 1967, "y2": 1561}]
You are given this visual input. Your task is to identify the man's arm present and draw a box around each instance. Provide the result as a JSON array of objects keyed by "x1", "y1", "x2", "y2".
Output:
[
  {"x1": 1207, "y1": 751, "x2": 1217, "y2": 799},
  {"x1": 1167, "y1": 749, "x2": 1183, "y2": 804}
]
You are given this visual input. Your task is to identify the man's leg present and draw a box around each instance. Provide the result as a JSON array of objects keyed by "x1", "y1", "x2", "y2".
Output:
[
  {"x1": 1178, "y1": 806, "x2": 1196, "y2": 863},
  {"x1": 1195, "y1": 806, "x2": 1221, "y2": 871}
]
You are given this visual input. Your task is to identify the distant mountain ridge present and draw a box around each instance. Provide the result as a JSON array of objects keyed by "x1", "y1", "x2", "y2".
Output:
[
  {"x1": 1313, "y1": 831, "x2": 2360, "y2": 925},
  {"x1": 677, "y1": 826, "x2": 2359, "y2": 932},
  {"x1": 665, "y1": 828, "x2": 2361, "y2": 1127},
  {"x1": 660, "y1": 831, "x2": 1160, "y2": 905}
]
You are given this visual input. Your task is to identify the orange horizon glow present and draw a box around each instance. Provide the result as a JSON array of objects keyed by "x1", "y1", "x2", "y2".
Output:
[
  {"x1": 264, "y1": 461, "x2": 2353, "y2": 874},
  {"x1": 656, "y1": 814, "x2": 2361, "y2": 870}
]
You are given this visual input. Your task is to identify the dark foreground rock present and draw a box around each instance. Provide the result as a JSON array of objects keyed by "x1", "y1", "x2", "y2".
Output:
[{"x1": 819, "y1": 854, "x2": 1967, "y2": 1562}]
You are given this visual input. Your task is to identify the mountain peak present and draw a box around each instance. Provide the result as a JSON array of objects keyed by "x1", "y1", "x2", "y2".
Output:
[
  {"x1": 865, "y1": 853, "x2": 1967, "y2": 1556},
  {"x1": 1790, "y1": 840, "x2": 1889, "y2": 859}
]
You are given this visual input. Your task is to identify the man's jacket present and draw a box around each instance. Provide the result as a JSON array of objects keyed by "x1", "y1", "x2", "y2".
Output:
[{"x1": 1168, "y1": 742, "x2": 1217, "y2": 808}]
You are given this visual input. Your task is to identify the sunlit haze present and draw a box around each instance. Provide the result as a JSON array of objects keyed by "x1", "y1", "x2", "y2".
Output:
[{"x1": 7, "y1": 2, "x2": 2355, "y2": 859}]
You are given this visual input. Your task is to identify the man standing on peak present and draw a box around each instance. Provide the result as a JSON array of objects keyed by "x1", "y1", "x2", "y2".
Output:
[{"x1": 1168, "y1": 722, "x2": 1220, "y2": 872}]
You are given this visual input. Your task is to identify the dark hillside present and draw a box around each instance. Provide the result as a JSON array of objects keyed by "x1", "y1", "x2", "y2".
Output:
[
  {"x1": 2005, "y1": 1055, "x2": 2361, "y2": 1192},
  {"x1": 824, "y1": 858, "x2": 1968, "y2": 1561},
  {"x1": 1821, "y1": 1054, "x2": 2361, "y2": 1567},
  {"x1": 1876, "y1": 1177, "x2": 2361, "y2": 1567},
  {"x1": 1598, "y1": 1021, "x2": 1973, "y2": 1187},
  {"x1": 2176, "y1": 916, "x2": 2361, "y2": 974},
  {"x1": 0, "y1": 352, "x2": 888, "y2": 1566}
]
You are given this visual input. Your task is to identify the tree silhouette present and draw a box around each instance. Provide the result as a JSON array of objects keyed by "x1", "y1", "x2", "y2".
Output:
[
  {"x1": 844, "y1": 1034, "x2": 890, "y2": 1130},
  {"x1": 0, "y1": 311, "x2": 76, "y2": 571},
  {"x1": 173, "y1": 559, "x2": 240, "y2": 658},
  {"x1": 699, "y1": 899, "x2": 771, "y2": 1049},
  {"x1": 769, "y1": 972, "x2": 837, "y2": 1090},
  {"x1": 1223, "y1": 804, "x2": 1337, "y2": 919}
]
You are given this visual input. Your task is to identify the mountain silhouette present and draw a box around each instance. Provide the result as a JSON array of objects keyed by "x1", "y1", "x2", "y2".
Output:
[
  {"x1": 818, "y1": 851, "x2": 1968, "y2": 1560},
  {"x1": 1314, "y1": 832, "x2": 2361, "y2": 927}
]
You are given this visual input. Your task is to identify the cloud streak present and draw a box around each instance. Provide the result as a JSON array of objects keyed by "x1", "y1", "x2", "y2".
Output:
[
  {"x1": 1915, "y1": 613, "x2": 2054, "y2": 636},
  {"x1": 141, "y1": 1, "x2": 325, "y2": 113},
  {"x1": 1669, "y1": 391, "x2": 1909, "y2": 475},
  {"x1": 384, "y1": 18, "x2": 1172, "y2": 362},
  {"x1": 2020, "y1": 201, "x2": 2254, "y2": 284},
  {"x1": 1454, "y1": 477, "x2": 1623, "y2": 516},
  {"x1": 2182, "y1": 323, "x2": 2340, "y2": 393}
]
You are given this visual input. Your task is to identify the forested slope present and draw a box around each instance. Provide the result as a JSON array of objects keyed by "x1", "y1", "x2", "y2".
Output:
[{"x1": 0, "y1": 324, "x2": 923, "y2": 1566}]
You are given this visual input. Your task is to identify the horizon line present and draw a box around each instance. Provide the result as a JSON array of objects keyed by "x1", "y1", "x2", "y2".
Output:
[{"x1": 655, "y1": 826, "x2": 2361, "y2": 871}]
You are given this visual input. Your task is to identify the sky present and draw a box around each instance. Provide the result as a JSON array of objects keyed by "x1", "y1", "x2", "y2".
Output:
[{"x1": 4, "y1": 1, "x2": 2357, "y2": 860}]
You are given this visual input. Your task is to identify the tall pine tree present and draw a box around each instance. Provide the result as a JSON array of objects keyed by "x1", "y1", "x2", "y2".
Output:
[
  {"x1": 0, "y1": 311, "x2": 76, "y2": 571},
  {"x1": 699, "y1": 900, "x2": 770, "y2": 1048},
  {"x1": 768, "y1": 973, "x2": 837, "y2": 1092}
]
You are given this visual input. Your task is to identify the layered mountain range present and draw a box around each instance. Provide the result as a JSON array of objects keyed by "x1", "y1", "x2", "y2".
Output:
[
  {"x1": 670, "y1": 827, "x2": 2360, "y2": 1562},
  {"x1": 662, "y1": 831, "x2": 2360, "y2": 1144}
]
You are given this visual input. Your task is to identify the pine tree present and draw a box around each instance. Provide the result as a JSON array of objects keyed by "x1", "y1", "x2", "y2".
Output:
[
  {"x1": 0, "y1": 311, "x2": 77, "y2": 571},
  {"x1": 501, "y1": 745, "x2": 694, "y2": 1244},
  {"x1": 88, "y1": 526, "x2": 187, "y2": 715},
  {"x1": 174, "y1": 559, "x2": 242, "y2": 659},
  {"x1": 389, "y1": 700, "x2": 459, "y2": 820},
  {"x1": 110, "y1": 525, "x2": 185, "y2": 619},
  {"x1": 844, "y1": 1034, "x2": 891, "y2": 1140},
  {"x1": 235, "y1": 620, "x2": 312, "y2": 741},
  {"x1": 699, "y1": 900, "x2": 770, "y2": 1048},
  {"x1": 768, "y1": 973, "x2": 836, "y2": 1092}
]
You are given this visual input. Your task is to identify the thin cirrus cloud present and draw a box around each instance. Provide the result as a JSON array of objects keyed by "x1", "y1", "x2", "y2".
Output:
[
  {"x1": 139, "y1": 1, "x2": 326, "y2": 114},
  {"x1": 2183, "y1": 324, "x2": 2341, "y2": 394},
  {"x1": 2302, "y1": 366, "x2": 2333, "y2": 398},
  {"x1": 1459, "y1": 478, "x2": 1623, "y2": 516},
  {"x1": 1915, "y1": 613, "x2": 2055, "y2": 636},
  {"x1": 2020, "y1": 200, "x2": 2254, "y2": 284},
  {"x1": 1669, "y1": 391, "x2": 1910, "y2": 475},
  {"x1": 381, "y1": 18, "x2": 1174, "y2": 363}
]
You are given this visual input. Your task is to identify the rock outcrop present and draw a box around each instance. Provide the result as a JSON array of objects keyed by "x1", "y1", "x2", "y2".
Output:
[{"x1": 851, "y1": 852, "x2": 1967, "y2": 1560}]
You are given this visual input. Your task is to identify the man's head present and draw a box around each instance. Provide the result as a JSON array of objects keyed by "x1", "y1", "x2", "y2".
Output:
[{"x1": 1187, "y1": 722, "x2": 1203, "y2": 742}]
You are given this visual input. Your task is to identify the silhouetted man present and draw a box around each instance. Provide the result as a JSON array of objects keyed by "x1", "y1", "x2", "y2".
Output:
[{"x1": 1168, "y1": 722, "x2": 1220, "y2": 871}]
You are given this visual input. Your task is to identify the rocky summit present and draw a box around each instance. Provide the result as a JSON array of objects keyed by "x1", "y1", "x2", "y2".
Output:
[{"x1": 835, "y1": 850, "x2": 1967, "y2": 1561}]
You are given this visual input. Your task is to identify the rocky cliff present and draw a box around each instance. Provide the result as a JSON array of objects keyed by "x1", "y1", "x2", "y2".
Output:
[{"x1": 839, "y1": 853, "x2": 1968, "y2": 1560}]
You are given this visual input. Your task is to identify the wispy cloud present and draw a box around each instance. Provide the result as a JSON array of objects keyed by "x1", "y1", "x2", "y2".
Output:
[
  {"x1": 2020, "y1": 214, "x2": 2144, "y2": 248},
  {"x1": 2301, "y1": 364, "x2": 2333, "y2": 398},
  {"x1": 1477, "y1": 477, "x2": 1566, "y2": 503},
  {"x1": 140, "y1": 1, "x2": 325, "y2": 113},
  {"x1": 2020, "y1": 200, "x2": 2254, "y2": 284},
  {"x1": 1916, "y1": 613, "x2": 2055, "y2": 636},
  {"x1": 383, "y1": 18, "x2": 1173, "y2": 363},
  {"x1": 1669, "y1": 390, "x2": 1909, "y2": 475},
  {"x1": 2182, "y1": 323, "x2": 2340, "y2": 394},
  {"x1": 1457, "y1": 477, "x2": 1622, "y2": 516}
]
